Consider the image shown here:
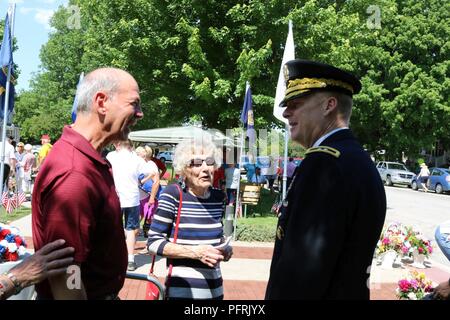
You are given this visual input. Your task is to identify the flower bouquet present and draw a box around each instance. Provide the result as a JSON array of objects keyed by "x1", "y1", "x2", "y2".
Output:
[
  {"x1": 403, "y1": 226, "x2": 433, "y2": 257},
  {"x1": 0, "y1": 223, "x2": 27, "y2": 263},
  {"x1": 402, "y1": 226, "x2": 433, "y2": 268},
  {"x1": 396, "y1": 270, "x2": 434, "y2": 300},
  {"x1": 375, "y1": 222, "x2": 406, "y2": 269}
]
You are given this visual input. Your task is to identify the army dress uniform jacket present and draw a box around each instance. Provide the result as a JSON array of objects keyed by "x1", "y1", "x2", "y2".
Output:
[{"x1": 265, "y1": 129, "x2": 386, "y2": 300}]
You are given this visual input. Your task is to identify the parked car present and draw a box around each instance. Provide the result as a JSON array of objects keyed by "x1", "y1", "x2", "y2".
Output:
[
  {"x1": 376, "y1": 161, "x2": 415, "y2": 187},
  {"x1": 156, "y1": 151, "x2": 173, "y2": 163},
  {"x1": 411, "y1": 167, "x2": 450, "y2": 194}
]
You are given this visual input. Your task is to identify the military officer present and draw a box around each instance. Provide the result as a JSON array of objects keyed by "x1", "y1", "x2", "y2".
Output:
[{"x1": 265, "y1": 60, "x2": 386, "y2": 300}]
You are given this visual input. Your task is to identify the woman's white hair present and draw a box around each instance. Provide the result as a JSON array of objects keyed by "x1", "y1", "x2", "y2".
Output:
[{"x1": 172, "y1": 132, "x2": 222, "y2": 174}]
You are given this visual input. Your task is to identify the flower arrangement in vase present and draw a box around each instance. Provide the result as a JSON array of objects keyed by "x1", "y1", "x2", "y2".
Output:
[{"x1": 375, "y1": 222, "x2": 406, "y2": 268}]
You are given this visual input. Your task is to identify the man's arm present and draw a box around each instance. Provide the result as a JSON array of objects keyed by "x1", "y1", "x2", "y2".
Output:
[
  {"x1": 40, "y1": 172, "x2": 98, "y2": 300},
  {"x1": 149, "y1": 173, "x2": 160, "y2": 204},
  {"x1": 274, "y1": 156, "x2": 347, "y2": 298},
  {"x1": 48, "y1": 264, "x2": 87, "y2": 300}
]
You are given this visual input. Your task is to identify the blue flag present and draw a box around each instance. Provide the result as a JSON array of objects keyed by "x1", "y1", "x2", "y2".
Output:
[
  {"x1": 0, "y1": 14, "x2": 14, "y2": 123},
  {"x1": 240, "y1": 82, "x2": 256, "y2": 150},
  {"x1": 71, "y1": 72, "x2": 84, "y2": 122},
  {"x1": 0, "y1": 14, "x2": 12, "y2": 68}
]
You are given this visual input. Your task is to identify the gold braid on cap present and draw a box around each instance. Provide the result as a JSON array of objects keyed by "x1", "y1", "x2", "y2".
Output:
[{"x1": 284, "y1": 77, "x2": 354, "y2": 101}]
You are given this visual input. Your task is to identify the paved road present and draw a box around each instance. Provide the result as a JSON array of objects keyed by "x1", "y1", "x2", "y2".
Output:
[{"x1": 384, "y1": 185, "x2": 450, "y2": 266}]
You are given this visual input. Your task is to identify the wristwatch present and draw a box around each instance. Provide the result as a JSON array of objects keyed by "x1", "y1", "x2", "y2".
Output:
[{"x1": 4, "y1": 272, "x2": 22, "y2": 295}]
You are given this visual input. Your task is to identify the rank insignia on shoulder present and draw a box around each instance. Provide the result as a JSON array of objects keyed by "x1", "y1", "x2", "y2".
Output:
[
  {"x1": 305, "y1": 146, "x2": 340, "y2": 158},
  {"x1": 276, "y1": 225, "x2": 284, "y2": 240}
]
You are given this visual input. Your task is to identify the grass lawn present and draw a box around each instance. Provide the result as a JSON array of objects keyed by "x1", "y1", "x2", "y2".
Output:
[
  {"x1": 0, "y1": 206, "x2": 31, "y2": 224},
  {"x1": 237, "y1": 215, "x2": 278, "y2": 227}
]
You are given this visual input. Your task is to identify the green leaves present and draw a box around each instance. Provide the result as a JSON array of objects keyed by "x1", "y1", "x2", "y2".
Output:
[{"x1": 10, "y1": 0, "x2": 449, "y2": 161}]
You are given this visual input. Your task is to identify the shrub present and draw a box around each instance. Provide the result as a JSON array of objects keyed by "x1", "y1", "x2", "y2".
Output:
[{"x1": 235, "y1": 220, "x2": 276, "y2": 242}]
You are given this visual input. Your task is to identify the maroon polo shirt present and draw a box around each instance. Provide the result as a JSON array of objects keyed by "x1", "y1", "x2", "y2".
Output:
[{"x1": 32, "y1": 126, "x2": 127, "y2": 299}]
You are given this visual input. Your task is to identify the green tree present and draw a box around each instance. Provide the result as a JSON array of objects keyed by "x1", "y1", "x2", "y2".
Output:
[{"x1": 13, "y1": 0, "x2": 449, "y2": 162}]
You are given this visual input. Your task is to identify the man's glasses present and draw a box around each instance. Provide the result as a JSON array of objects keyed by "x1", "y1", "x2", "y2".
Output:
[{"x1": 188, "y1": 157, "x2": 215, "y2": 167}]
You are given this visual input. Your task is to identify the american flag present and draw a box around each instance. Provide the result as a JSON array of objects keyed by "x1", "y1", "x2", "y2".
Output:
[
  {"x1": 14, "y1": 191, "x2": 26, "y2": 208},
  {"x1": 1, "y1": 191, "x2": 8, "y2": 208},
  {"x1": 5, "y1": 195, "x2": 13, "y2": 213}
]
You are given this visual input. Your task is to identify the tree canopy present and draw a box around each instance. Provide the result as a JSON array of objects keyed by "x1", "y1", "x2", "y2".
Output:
[{"x1": 11, "y1": 0, "x2": 449, "y2": 161}]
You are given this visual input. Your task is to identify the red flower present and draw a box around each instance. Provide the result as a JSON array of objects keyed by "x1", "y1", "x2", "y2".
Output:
[
  {"x1": 398, "y1": 279, "x2": 411, "y2": 291},
  {"x1": 14, "y1": 236, "x2": 23, "y2": 246},
  {"x1": 0, "y1": 229, "x2": 11, "y2": 239},
  {"x1": 418, "y1": 247, "x2": 423, "y2": 254}
]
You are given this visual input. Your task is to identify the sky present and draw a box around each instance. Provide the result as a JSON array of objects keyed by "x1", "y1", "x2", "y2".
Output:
[{"x1": 0, "y1": 0, "x2": 69, "y2": 92}]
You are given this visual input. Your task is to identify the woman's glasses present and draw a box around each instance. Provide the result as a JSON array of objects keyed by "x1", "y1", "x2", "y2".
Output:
[{"x1": 188, "y1": 157, "x2": 215, "y2": 167}]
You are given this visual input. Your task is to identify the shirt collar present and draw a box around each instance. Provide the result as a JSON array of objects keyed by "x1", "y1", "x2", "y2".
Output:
[
  {"x1": 312, "y1": 127, "x2": 348, "y2": 147},
  {"x1": 60, "y1": 125, "x2": 109, "y2": 166}
]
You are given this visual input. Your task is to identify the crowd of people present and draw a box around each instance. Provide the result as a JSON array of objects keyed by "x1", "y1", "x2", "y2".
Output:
[{"x1": 0, "y1": 134, "x2": 53, "y2": 200}]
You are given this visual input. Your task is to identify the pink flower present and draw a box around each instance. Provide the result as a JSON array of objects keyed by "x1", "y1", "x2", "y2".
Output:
[
  {"x1": 418, "y1": 247, "x2": 423, "y2": 254},
  {"x1": 398, "y1": 279, "x2": 411, "y2": 291},
  {"x1": 401, "y1": 246, "x2": 409, "y2": 254},
  {"x1": 382, "y1": 238, "x2": 390, "y2": 245},
  {"x1": 410, "y1": 279, "x2": 419, "y2": 289},
  {"x1": 427, "y1": 246, "x2": 433, "y2": 254}
]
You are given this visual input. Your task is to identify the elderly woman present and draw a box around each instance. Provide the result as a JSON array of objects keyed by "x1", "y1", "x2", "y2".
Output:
[{"x1": 146, "y1": 133, "x2": 232, "y2": 300}]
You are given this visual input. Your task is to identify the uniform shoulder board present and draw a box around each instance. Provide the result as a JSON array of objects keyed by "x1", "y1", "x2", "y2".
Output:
[{"x1": 305, "y1": 146, "x2": 340, "y2": 158}]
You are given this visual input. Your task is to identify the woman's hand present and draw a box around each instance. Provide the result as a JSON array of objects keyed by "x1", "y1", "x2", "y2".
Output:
[{"x1": 195, "y1": 245, "x2": 224, "y2": 267}]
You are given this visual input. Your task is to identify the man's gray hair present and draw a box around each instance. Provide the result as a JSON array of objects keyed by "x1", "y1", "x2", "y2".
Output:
[{"x1": 75, "y1": 68, "x2": 121, "y2": 115}]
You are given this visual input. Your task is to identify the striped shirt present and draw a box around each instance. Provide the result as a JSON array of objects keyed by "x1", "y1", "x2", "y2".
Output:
[{"x1": 147, "y1": 184, "x2": 226, "y2": 300}]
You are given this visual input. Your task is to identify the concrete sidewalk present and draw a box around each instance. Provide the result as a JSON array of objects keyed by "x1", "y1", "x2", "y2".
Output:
[{"x1": 11, "y1": 212, "x2": 450, "y2": 300}]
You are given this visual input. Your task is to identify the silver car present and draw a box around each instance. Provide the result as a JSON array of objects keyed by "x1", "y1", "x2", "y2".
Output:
[{"x1": 376, "y1": 161, "x2": 415, "y2": 187}]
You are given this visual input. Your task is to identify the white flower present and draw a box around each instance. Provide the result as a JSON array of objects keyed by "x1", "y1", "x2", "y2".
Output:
[
  {"x1": 7, "y1": 242, "x2": 18, "y2": 253},
  {"x1": 0, "y1": 239, "x2": 8, "y2": 247},
  {"x1": 9, "y1": 226, "x2": 20, "y2": 235},
  {"x1": 17, "y1": 246, "x2": 27, "y2": 256},
  {"x1": 407, "y1": 292, "x2": 417, "y2": 300}
]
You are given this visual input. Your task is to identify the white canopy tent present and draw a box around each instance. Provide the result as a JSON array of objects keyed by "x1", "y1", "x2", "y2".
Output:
[{"x1": 129, "y1": 126, "x2": 240, "y2": 148}]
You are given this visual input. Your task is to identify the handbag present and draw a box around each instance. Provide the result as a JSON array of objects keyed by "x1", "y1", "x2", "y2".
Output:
[{"x1": 145, "y1": 183, "x2": 183, "y2": 300}]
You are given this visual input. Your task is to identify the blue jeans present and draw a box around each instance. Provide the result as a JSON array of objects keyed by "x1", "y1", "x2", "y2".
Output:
[
  {"x1": 122, "y1": 205, "x2": 141, "y2": 231},
  {"x1": 435, "y1": 226, "x2": 450, "y2": 261}
]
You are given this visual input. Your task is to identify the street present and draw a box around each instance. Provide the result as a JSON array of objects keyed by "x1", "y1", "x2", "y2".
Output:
[{"x1": 384, "y1": 185, "x2": 450, "y2": 266}]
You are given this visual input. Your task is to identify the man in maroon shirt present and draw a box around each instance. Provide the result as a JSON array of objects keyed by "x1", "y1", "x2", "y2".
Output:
[{"x1": 32, "y1": 68, "x2": 143, "y2": 299}]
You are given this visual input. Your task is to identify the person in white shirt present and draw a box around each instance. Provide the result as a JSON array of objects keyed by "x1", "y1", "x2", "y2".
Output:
[
  {"x1": 135, "y1": 146, "x2": 160, "y2": 238},
  {"x1": 417, "y1": 163, "x2": 430, "y2": 192},
  {"x1": 21, "y1": 144, "x2": 36, "y2": 197},
  {"x1": 1, "y1": 139, "x2": 17, "y2": 192},
  {"x1": 106, "y1": 139, "x2": 145, "y2": 271}
]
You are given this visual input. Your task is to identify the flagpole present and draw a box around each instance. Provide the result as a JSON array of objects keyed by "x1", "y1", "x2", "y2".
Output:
[
  {"x1": 272, "y1": 20, "x2": 295, "y2": 201},
  {"x1": 0, "y1": 4, "x2": 15, "y2": 194},
  {"x1": 233, "y1": 129, "x2": 245, "y2": 241},
  {"x1": 233, "y1": 81, "x2": 249, "y2": 241}
]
